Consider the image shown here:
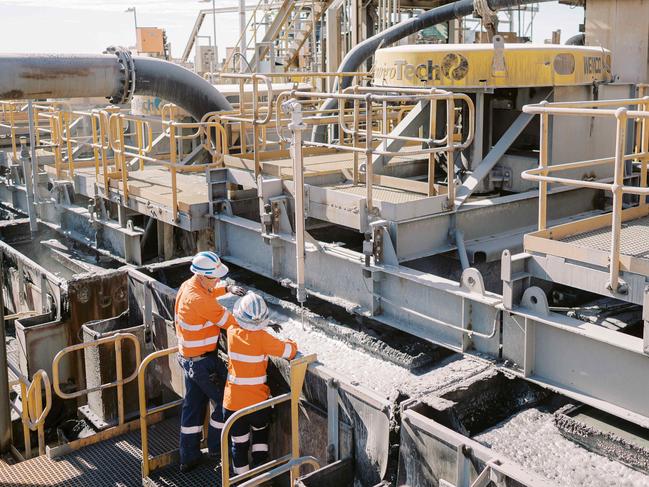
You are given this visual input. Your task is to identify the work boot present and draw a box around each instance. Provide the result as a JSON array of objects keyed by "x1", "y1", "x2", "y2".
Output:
[{"x1": 179, "y1": 455, "x2": 203, "y2": 474}]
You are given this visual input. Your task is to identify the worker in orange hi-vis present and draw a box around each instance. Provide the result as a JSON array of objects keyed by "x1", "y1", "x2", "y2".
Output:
[
  {"x1": 222, "y1": 292, "x2": 298, "y2": 476},
  {"x1": 175, "y1": 251, "x2": 246, "y2": 473}
]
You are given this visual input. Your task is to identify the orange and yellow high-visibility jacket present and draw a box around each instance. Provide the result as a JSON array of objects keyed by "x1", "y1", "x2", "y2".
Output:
[
  {"x1": 223, "y1": 327, "x2": 297, "y2": 411},
  {"x1": 174, "y1": 275, "x2": 238, "y2": 358}
]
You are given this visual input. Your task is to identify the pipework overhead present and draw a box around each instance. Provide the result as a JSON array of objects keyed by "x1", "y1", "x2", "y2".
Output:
[{"x1": 0, "y1": 50, "x2": 232, "y2": 120}]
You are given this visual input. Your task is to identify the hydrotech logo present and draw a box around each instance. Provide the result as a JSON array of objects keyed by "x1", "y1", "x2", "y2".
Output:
[{"x1": 375, "y1": 53, "x2": 469, "y2": 83}]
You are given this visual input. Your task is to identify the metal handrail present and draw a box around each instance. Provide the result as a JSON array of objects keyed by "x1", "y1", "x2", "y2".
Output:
[
  {"x1": 138, "y1": 346, "x2": 182, "y2": 478},
  {"x1": 273, "y1": 86, "x2": 475, "y2": 204},
  {"x1": 7, "y1": 364, "x2": 52, "y2": 458},
  {"x1": 522, "y1": 98, "x2": 649, "y2": 292},
  {"x1": 52, "y1": 332, "x2": 141, "y2": 426},
  {"x1": 239, "y1": 456, "x2": 320, "y2": 487}
]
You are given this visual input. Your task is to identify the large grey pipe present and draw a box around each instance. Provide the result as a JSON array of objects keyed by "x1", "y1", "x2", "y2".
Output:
[
  {"x1": 0, "y1": 53, "x2": 232, "y2": 120},
  {"x1": 313, "y1": 0, "x2": 551, "y2": 141}
]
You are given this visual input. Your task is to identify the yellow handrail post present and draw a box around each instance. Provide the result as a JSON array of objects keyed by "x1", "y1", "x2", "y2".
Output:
[
  {"x1": 118, "y1": 116, "x2": 129, "y2": 202},
  {"x1": 115, "y1": 337, "x2": 125, "y2": 426},
  {"x1": 19, "y1": 381, "x2": 31, "y2": 459},
  {"x1": 289, "y1": 353, "x2": 316, "y2": 483},
  {"x1": 538, "y1": 108, "x2": 549, "y2": 231},
  {"x1": 169, "y1": 123, "x2": 178, "y2": 222},
  {"x1": 138, "y1": 346, "x2": 181, "y2": 479},
  {"x1": 91, "y1": 113, "x2": 100, "y2": 184},
  {"x1": 608, "y1": 108, "x2": 628, "y2": 292}
]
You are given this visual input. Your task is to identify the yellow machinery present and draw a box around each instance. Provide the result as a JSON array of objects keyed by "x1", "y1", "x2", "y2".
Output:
[{"x1": 373, "y1": 43, "x2": 612, "y2": 88}]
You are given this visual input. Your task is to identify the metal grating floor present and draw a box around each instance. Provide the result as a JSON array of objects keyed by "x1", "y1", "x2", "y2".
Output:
[
  {"x1": 560, "y1": 215, "x2": 649, "y2": 260},
  {"x1": 0, "y1": 417, "x2": 182, "y2": 486},
  {"x1": 146, "y1": 460, "x2": 221, "y2": 487},
  {"x1": 325, "y1": 183, "x2": 427, "y2": 203}
]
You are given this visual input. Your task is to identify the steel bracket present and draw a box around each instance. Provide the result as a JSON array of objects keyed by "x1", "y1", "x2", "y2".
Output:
[
  {"x1": 520, "y1": 286, "x2": 549, "y2": 316},
  {"x1": 461, "y1": 268, "x2": 486, "y2": 296}
]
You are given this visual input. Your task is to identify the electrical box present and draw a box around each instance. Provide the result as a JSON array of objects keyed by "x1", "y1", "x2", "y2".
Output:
[
  {"x1": 136, "y1": 27, "x2": 165, "y2": 54},
  {"x1": 195, "y1": 45, "x2": 218, "y2": 74}
]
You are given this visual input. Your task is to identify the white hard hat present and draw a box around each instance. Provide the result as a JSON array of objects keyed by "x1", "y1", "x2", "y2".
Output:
[
  {"x1": 233, "y1": 292, "x2": 270, "y2": 330},
  {"x1": 190, "y1": 251, "x2": 229, "y2": 278}
]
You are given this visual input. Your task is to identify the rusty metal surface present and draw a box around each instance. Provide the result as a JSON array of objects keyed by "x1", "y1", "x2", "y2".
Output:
[{"x1": 0, "y1": 417, "x2": 179, "y2": 486}]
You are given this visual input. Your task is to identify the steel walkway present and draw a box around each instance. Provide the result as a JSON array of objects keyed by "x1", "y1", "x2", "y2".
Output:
[{"x1": 0, "y1": 417, "x2": 221, "y2": 487}]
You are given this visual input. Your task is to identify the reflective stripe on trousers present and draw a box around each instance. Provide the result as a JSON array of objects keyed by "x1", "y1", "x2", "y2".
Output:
[
  {"x1": 223, "y1": 407, "x2": 270, "y2": 473},
  {"x1": 178, "y1": 354, "x2": 226, "y2": 465}
]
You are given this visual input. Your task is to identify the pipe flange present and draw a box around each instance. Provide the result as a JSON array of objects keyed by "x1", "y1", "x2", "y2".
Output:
[
  {"x1": 473, "y1": 0, "x2": 497, "y2": 19},
  {"x1": 105, "y1": 46, "x2": 136, "y2": 105},
  {"x1": 474, "y1": 0, "x2": 499, "y2": 37}
]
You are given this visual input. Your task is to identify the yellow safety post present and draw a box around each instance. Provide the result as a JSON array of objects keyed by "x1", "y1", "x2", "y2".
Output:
[
  {"x1": 26, "y1": 369, "x2": 52, "y2": 456},
  {"x1": 138, "y1": 346, "x2": 182, "y2": 479},
  {"x1": 288, "y1": 353, "x2": 316, "y2": 483},
  {"x1": 169, "y1": 122, "x2": 178, "y2": 222}
]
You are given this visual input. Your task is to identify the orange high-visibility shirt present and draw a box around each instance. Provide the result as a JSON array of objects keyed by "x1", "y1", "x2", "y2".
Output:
[
  {"x1": 174, "y1": 275, "x2": 238, "y2": 358},
  {"x1": 223, "y1": 327, "x2": 297, "y2": 411}
]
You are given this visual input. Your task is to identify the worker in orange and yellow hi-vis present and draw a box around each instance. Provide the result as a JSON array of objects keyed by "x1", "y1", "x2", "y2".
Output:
[
  {"x1": 175, "y1": 251, "x2": 246, "y2": 473},
  {"x1": 222, "y1": 292, "x2": 298, "y2": 475}
]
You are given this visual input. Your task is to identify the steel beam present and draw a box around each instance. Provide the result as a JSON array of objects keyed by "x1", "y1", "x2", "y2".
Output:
[
  {"x1": 372, "y1": 100, "x2": 429, "y2": 173},
  {"x1": 454, "y1": 110, "x2": 535, "y2": 208},
  {"x1": 215, "y1": 211, "x2": 649, "y2": 429}
]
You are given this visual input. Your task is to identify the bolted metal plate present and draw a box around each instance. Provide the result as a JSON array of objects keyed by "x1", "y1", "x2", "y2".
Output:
[
  {"x1": 561, "y1": 215, "x2": 649, "y2": 260},
  {"x1": 0, "y1": 417, "x2": 180, "y2": 486}
]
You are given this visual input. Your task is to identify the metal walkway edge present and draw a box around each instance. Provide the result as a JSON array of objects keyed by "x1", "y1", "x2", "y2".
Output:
[{"x1": 0, "y1": 417, "x2": 220, "y2": 487}]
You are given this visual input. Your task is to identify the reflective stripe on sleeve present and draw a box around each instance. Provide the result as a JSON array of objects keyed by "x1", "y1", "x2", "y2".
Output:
[
  {"x1": 282, "y1": 342, "x2": 293, "y2": 359},
  {"x1": 251, "y1": 444, "x2": 269, "y2": 452},
  {"x1": 229, "y1": 351, "x2": 267, "y2": 363},
  {"x1": 215, "y1": 310, "x2": 231, "y2": 327},
  {"x1": 231, "y1": 432, "x2": 250, "y2": 443},
  {"x1": 233, "y1": 465, "x2": 250, "y2": 474},
  {"x1": 180, "y1": 425, "x2": 202, "y2": 435},
  {"x1": 251, "y1": 424, "x2": 268, "y2": 431},
  {"x1": 178, "y1": 334, "x2": 220, "y2": 349},
  {"x1": 177, "y1": 319, "x2": 215, "y2": 332},
  {"x1": 227, "y1": 374, "x2": 267, "y2": 386}
]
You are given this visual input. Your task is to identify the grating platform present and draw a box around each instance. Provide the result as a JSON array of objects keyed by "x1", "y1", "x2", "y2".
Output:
[
  {"x1": 560, "y1": 215, "x2": 649, "y2": 259},
  {"x1": 524, "y1": 206, "x2": 649, "y2": 279},
  {"x1": 145, "y1": 460, "x2": 221, "y2": 487},
  {"x1": 0, "y1": 417, "x2": 182, "y2": 486},
  {"x1": 325, "y1": 183, "x2": 428, "y2": 203}
]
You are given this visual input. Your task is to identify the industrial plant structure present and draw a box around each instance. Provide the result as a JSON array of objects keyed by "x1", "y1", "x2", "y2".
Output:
[{"x1": 0, "y1": 0, "x2": 648, "y2": 485}]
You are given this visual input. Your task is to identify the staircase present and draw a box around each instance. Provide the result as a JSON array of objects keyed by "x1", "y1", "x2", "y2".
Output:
[{"x1": 225, "y1": 0, "x2": 331, "y2": 72}]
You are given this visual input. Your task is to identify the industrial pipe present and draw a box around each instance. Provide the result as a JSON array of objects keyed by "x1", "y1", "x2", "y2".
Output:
[
  {"x1": 565, "y1": 33, "x2": 585, "y2": 46},
  {"x1": 313, "y1": 0, "x2": 552, "y2": 141},
  {"x1": 0, "y1": 52, "x2": 232, "y2": 120}
]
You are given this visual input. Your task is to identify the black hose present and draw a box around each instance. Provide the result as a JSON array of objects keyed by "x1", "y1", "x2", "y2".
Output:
[
  {"x1": 313, "y1": 0, "x2": 552, "y2": 141},
  {"x1": 133, "y1": 56, "x2": 232, "y2": 120},
  {"x1": 565, "y1": 33, "x2": 585, "y2": 46}
]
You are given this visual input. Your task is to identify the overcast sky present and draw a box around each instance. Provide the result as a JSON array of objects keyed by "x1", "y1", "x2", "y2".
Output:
[{"x1": 0, "y1": 1, "x2": 584, "y2": 61}]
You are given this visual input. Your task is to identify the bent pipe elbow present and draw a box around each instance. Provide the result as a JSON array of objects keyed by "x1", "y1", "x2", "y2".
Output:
[{"x1": 0, "y1": 53, "x2": 232, "y2": 121}]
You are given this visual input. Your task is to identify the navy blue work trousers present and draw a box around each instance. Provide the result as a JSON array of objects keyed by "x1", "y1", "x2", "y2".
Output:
[
  {"x1": 222, "y1": 407, "x2": 270, "y2": 475},
  {"x1": 178, "y1": 353, "x2": 227, "y2": 465}
]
